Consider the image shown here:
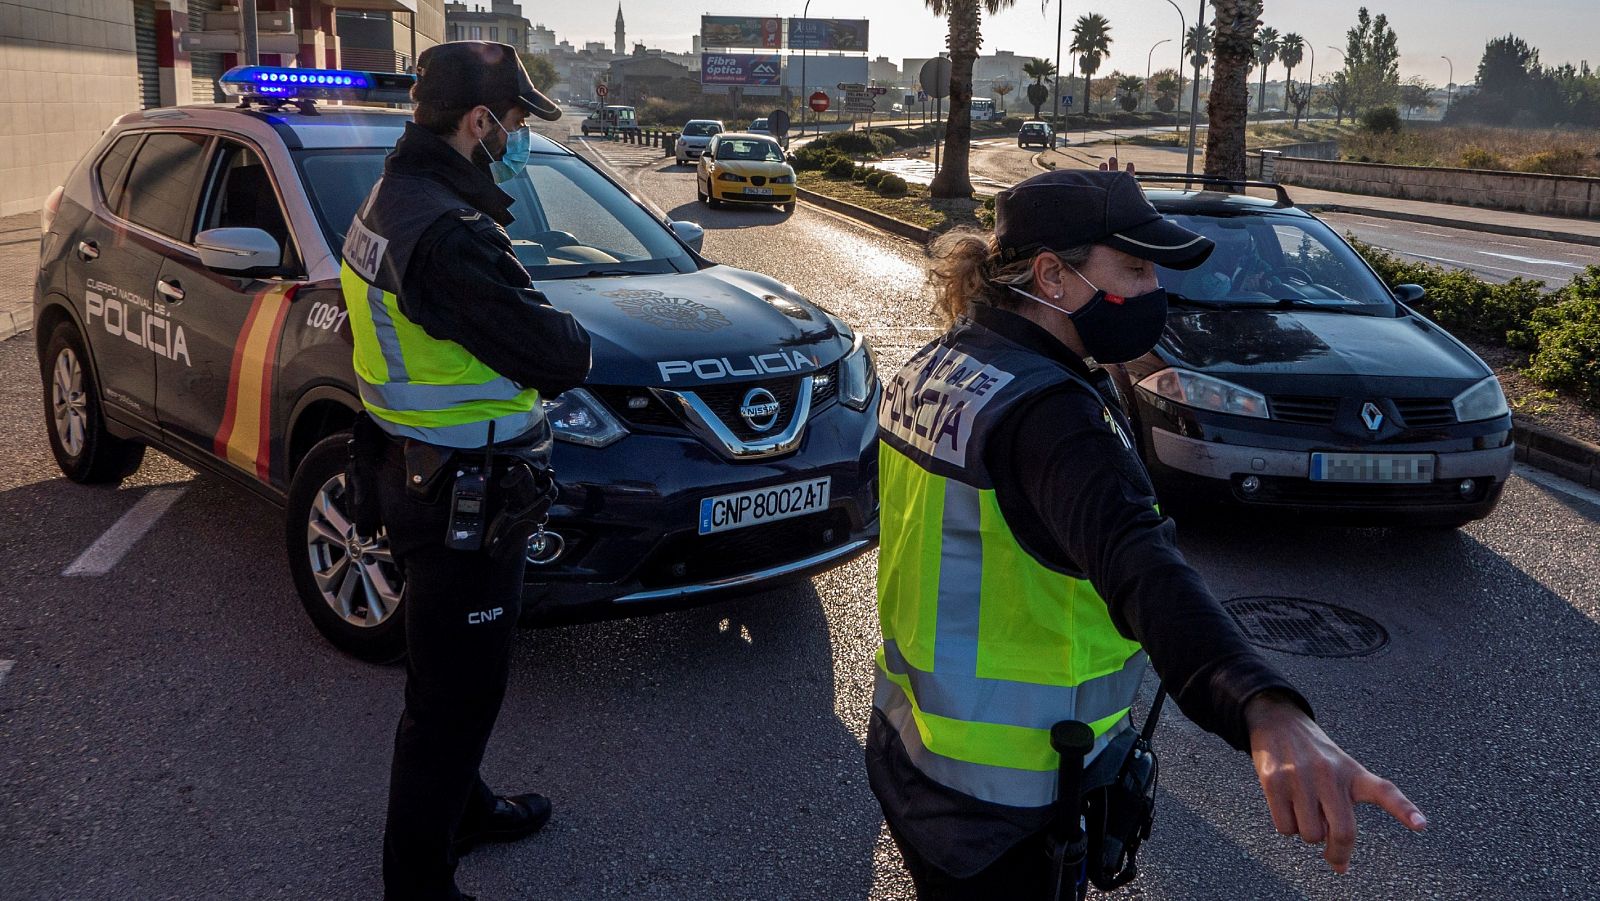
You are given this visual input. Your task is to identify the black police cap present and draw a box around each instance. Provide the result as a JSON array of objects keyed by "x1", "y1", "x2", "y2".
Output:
[
  {"x1": 413, "y1": 41, "x2": 560, "y2": 122},
  {"x1": 994, "y1": 170, "x2": 1213, "y2": 270}
]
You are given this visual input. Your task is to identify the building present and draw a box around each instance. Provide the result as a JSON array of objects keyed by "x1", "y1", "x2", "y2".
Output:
[
  {"x1": 0, "y1": 0, "x2": 443, "y2": 218},
  {"x1": 443, "y1": 0, "x2": 528, "y2": 50},
  {"x1": 868, "y1": 56, "x2": 899, "y2": 88},
  {"x1": 607, "y1": 50, "x2": 694, "y2": 104},
  {"x1": 614, "y1": 3, "x2": 624, "y2": 57},
  {"x1": 526, "y1": 22, "x2": 557, "y2": 53}
]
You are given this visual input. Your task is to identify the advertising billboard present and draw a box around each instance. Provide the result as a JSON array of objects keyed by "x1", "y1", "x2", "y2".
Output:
[
  {"x1": 701, "y1": 53, "x2": 783, "y2": 93},
  {"x1": 786, "y1": 18, "x2": 869, "y2": 52},
  {"x1": 700, "y1": 16, "x2": 783, "y2": 50}
]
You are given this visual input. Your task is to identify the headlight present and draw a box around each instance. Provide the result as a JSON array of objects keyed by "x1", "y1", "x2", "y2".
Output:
[
  {"x1": 716, "y1": 172, "x2": 747, "y2": 182},
  {"x1": 1137, "y1": 369, "x2": 1269, "y2": 419},
  {"x1": 541, "y1": 388, "x2": 627, "y2": 447},
  {"x1": 1452, "y1": 376, "x2": 1509, "y2": 422},
  {"x1": 839, "y1": 334, "x2": 878, "y2": 411},
  {"x1": 771, "y1": 174, "x2": 794, "y2": 184}
]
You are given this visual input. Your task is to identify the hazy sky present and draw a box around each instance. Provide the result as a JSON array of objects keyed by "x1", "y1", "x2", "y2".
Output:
[{"x1": 531, "y1": 0, "x2": 1598, "y2": 87}]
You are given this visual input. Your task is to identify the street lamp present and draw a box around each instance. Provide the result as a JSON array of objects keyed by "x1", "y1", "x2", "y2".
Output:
[
  {"x1": 1441, "y1": 55, "x2": 1454, "y2": 117},
  {"x1": 1052, "y1": 0, "x2": 1064, "y2": 130},
  {"x1": 1146, "y1": 38, "x2": 1171, "y2": 112},
  {"x1": 1160, "y1": 0, "x2": 1185, "y2": 130},
  {"x1": 1184, "y1": 0, "x2": 1205, "y2": 177},
  {"x1": 799, "y1": 0, "x2": 813, "y2": 136}
]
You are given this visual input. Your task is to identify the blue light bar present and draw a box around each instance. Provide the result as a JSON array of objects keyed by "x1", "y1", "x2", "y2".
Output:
[{"x1": 219, "y1": 66, "x2": 416, "y2": 106}]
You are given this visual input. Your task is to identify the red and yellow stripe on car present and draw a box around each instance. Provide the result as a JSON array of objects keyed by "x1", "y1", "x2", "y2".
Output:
[{"x1": 213, "y1": 283, "x2": 298, "y2": 481}]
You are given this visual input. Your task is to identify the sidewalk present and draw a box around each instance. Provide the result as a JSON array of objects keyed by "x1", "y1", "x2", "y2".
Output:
[{"x1": 1, "y1": 211, "x2": 39, "y2": 343}]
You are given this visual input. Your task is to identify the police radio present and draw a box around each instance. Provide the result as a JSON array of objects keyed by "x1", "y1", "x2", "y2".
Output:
[{"x1": 445, "y1": 423, "x2": 496, "y2": 551}]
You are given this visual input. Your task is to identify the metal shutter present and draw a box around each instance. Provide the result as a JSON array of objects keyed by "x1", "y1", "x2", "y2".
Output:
[
  {"x1": 189, "y1": 0, "x2": 225, "y2": 103},
  {"x1": 133, "y1": 0, "x2": 161, "y2": 109}
]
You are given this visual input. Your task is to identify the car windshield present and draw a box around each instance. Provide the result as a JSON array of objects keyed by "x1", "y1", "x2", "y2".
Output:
[
  {"x1": 296, "y1": 149, "x2": 696, "y2": 280},
  {"x1": 717, "y1": 138, "x2": 784, "y2": 161},
  {"x1": 682, "y1": 122, "x2": 720, "y2": 136},
  {"x1": 1155, "y1": 211, "x2": 1396, "y2": 314}
]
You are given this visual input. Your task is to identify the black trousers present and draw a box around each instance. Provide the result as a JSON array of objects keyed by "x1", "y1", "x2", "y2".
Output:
[
  {"x1": 888, "y1": 821, "x2": 1056, "y2": 900},
  {"x1": 373, "y1": 444, "x2": 529, "y2": 901}
]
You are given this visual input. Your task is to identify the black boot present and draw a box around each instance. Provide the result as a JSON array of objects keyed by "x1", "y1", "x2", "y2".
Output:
[{"x1": 453, "y1": 793, "x2": 553, "y2": 856}]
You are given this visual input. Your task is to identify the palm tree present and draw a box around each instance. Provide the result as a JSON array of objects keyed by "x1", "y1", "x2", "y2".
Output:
[
  {"x1": 1205, "y1": 0, "x2": 1263, "y2": 179},
  {"x1": 1278, "y1": 32, "x2": 1304, "y2": 95},
  {"x1": 1022, "y1": 56, "x2": 1056, "y2": 119},
  {"x1": 1117, "y1": 74, "x2": 1144, "y2": 112},
  {"x1": 1070, "y1": 13, "x2": 1112, "y2": 117},
  {"x1": 1254, "y1": 25, "x2": 1279, "y2": 116},
  {"x1": 1183, "y1": 23, "x2": 1212, "y2": 59},
  {"x1": 925, "y1": 0, "x2": 1020, "y2": 198}
]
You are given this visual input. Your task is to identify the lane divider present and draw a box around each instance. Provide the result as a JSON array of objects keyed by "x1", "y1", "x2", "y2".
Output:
[{"x1": 63, "y1": 487, "x2": 189, "y2": 577}]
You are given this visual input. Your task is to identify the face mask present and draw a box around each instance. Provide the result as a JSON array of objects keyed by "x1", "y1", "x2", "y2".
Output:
[
  {"x1": 478, "y1": 110, "x2": 530, "y2": 184},
  {"x1": 1009, "y1": 265, "x2": 1169, "y2": 364}
]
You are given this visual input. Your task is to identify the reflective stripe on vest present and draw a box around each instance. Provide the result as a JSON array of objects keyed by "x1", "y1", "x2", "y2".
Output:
[
  {"x1": 341, "y1": 261, "x2": 543, "y2": 448},
  {"x1": 873, "y1": 442, "x2": 1147, "y2": 808}
]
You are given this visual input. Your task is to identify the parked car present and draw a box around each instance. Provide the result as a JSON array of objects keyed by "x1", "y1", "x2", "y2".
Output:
[
  {"x1": 35, "y1": 68, "x2": 879, "y2": 661},
  {"x1": 581, "y1": 104, "x2": 640, "y2": 135},
  {"x1": 747, "y1": 117, "x2": 771, "y2": 136},
  {"x1": 696, "y1": 133, "x2": 797, "y2": 213},
  {"x1": 675, "y1": 119, "x2": 724, "y2": 165},
  {"x1": 1114, "y1": 176, "x2": 1513, "y2": 527},
  {"x1": 1017, "y1": 120, "x2": 1057, "y2": 150}
]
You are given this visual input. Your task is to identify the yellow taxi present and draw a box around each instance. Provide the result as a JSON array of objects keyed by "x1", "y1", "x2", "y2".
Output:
[{"x1": 695, "y1": 133, "x2": 797, "y2": 213}]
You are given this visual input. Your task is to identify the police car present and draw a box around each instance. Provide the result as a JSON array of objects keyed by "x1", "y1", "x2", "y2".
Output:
[{"x1": 35, "y1": 68, "x2": 880, "y2": 661}]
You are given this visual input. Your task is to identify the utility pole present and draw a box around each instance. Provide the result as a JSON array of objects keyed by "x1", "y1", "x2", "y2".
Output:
[
  {"x1": 799, "y1": 0, "x2": 813, "y2": 135},
  {"x1": 240, "y1": 0, "x2": 260, "y2": 66},
  {"x1": 1441, "y1": 55, "x2": 1454, "y2": 117},
  {"x1": 1162, "y1": 0, "x2": 1184, "y2": 132},
  {"x1": 1184, "y1": 0, "x2": 1204, "y2": 178},
  {"x1": 1052, "y1": 0, "x2": 1065, "y2": 130}
]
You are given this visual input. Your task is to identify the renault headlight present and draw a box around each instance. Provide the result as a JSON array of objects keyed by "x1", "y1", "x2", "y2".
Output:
[
  {"x1": 1137, "y1": 369, "x2": 1269, "y2": 419},
  {"x1": 1452, "y1": 376, "x2": 1510, "y2": 423},
  {"x1": 716, "y1": 172, "x2": 747, "y2": 182},
  {"x1": 840, "y1": 334, "x2": 878, "y2": 411},
  {"x1": 541, "y1": 388, "x2": 627, "y2": 447}
]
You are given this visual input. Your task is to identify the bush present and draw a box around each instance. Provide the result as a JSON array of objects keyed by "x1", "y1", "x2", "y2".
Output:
[
  {"x1": 863, "y1": 169, "x2": 886, "y2": 189},
  {"x1": 876, "y1": 174, "x2": 909, "y2": 197},
  {"x1": 1516, "y1": 148, "x2": 1589, "y2": 175},
  {"x1": 1358, "y1": 106, "x2": 1403, "y2": 134},
  {"x1": 1522, "y1": 268, "x2": 1600, "y2": 404},
  {"x1": 1001, "y1": 116, "x2": 1024, "y2": 130},
  {"x1": 827, "y1": 156, "x2": 857, "y2": 178},
  {"x1": 852, "y1": 164, "x2": 871, "y2": 181},
  {"x1": 1458, "y1": 146, "x2": 1504, "y2": 170},
  {"x1": 1349, "y1": 236, "x2": 1555, "y2": 343}
]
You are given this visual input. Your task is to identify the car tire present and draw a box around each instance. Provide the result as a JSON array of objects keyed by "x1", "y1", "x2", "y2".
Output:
[
  {"x1": 697, "y1": 181, "x2": 710, "y2": 205},
  {"x1": 40, "y1": 321, "x2": 144, "y2": 484},
  {"x1": 286, "y1": 433, "x2": 407, "y2": 664},
  {"x1": 782, "y1": 201, "x2": 796, "y2": 214}
]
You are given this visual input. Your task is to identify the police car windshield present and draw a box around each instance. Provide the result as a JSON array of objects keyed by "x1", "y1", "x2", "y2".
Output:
[
  {"x1": 1154, "y1": 212, "x2": 1397, "y2": 313},
  {"x1": 297, "y1": 149, "x2": 696, "y2": 279}
]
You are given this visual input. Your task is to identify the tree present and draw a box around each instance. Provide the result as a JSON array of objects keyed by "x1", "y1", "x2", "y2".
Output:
[
  {"x1": 1071, "y1": 13, "x2": 1113, "y2": 117},
  {"x1": 925, "y1": 0, "x2": 1020, "y2": 198},
  {"x1": 1022, "y1": 56, "x2": 1056, "y2": 119},
  {"x1": 1447, "y1": 35, "x2": 1569, "y2": 126},
  {"x1": 1287, "y1": 80, "x2": 1313, "y2": 126},
  {"x1": 1341, "y1": 7, "x2": 1400, "y2": 113},
  {"x1": 1117, "y1": 73, "x2": 1144, "y2": 112},
  {"x1": 517, "y1": 52, "x2": 558, "y2": 92},
  {"x1": 1322, "y1": 71, "x2": 1354, "y2": 124},
  {"x1": 1254, "y1": 25, "x2": 1280, "y2": 116},
  {"x1": 1279, "y1": 32, "x2": 1305, "y2": 105},
  {"x1": 992, "y1": 78, "x2": 1015, "y2": 112},
  {"x1": 1152, "y1": 68, "x2": 1181, "y2": 112},
  {"x1": 1205, "y1": 0, "x2": 1263, "y2": 180},
  {"x1": 1090, "y1": 74, "x2": 1119, "y2": 112},
  {"x1": 1397, "y1": 76, "x2": 1437, "y2": 118}
]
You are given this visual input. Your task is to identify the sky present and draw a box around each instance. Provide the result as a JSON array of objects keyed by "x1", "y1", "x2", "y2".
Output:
[{"x1": 525, "y1": 0, "x2": 1599, "y2": 88}]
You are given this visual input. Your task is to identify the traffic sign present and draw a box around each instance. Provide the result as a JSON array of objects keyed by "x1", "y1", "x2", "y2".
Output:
[
  {"x1": 769, "y1": 108, "x2": 790, "y2": 136},
  {"x1": 809, "y1": 91, "x2": 830, "y2": 113},
  {"x1": 867, "y1": 86, "x2": 888, "y2": 96},
  {"x1": 917, "y1": 90, "x2": 928, "y2": 103},
  {"x1": 836, "y1": 82, "x2": 866, "y2": 93},
  {"x1": 597, "y1": 83, "x2": 608, "y2": 98},
  {"x1": 918, "y1": 57, "x2": 952, "y2": 100},
  {"x1": 202, "y1": 10, "x2": 292, "y2": 32},
  {"x1": 179, "y1": 31, "x2": 298, "y2": 53},
  {"x1": 1059, "y1": 94, "x2": 1074, "y2": 107}
]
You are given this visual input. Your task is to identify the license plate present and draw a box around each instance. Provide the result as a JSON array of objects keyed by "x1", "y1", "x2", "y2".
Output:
[
  {"x1": 1309, "y1": 453, "x2": 1435, "y2": 483},
  {"x1": 745, "y1": 187, "x2": 774, "y2": 196},
  {"x1": 699, "y1": 477, "x2": 830, "y2": 535}
]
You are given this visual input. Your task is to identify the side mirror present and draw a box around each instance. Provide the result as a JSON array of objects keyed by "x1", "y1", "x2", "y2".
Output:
[
  {"x1": 1393, "y1": 283, "x2": 1425, "y2": 304},
  {"x1": 669, "y1": 220, "x2": 705, "y2": 253},
  {"x1": 195, "y1": 227, "x2": 282, "y2": 276},
  {"x1": 703, "y1": 149, "x2": 715, "y2": 160}
]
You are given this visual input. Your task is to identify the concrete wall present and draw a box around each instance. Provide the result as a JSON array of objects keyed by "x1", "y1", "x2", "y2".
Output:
[
  {"x1": 0, "y1": 0, "x2": 143, "y2": 217},
  {"x1": 1275, "y1": 156, "x2": 1600, "y2": 219}
]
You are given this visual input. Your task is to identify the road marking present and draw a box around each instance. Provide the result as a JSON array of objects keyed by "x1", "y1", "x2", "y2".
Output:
[
  {"x1": 1515, "y1": 464, "x2": 1600, "y2": 512},
  {"x1": 1477, "y1": 251, "x2": 1580, "y2": 269},
  {"x1": 63, "y1": 487, "x2": 188, "y2": 577},
  {"x1": 0, "y1": 660, "x2": 12, "y2": 690},
  {"x1": 1395, "y1": 250, "x2": 1548, "y2": 279},
  {"x1": 1486, "y1": 240, "x2": 1529, "y2": 248},
  {"x1": 576, "y1": 137, "x2": 669, "y2": 218},
  {"x1": 1417, "y1": 229, "x2": 1456, "y2": 237}
]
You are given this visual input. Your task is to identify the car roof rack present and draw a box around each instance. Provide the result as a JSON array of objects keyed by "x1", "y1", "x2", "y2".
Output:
[
  {"x1": 218, "y1": 66, "x2": 416, "y2": 115},
  {"x1": 1133, "y1": 173, "x2": 1294, "y2": 208}
]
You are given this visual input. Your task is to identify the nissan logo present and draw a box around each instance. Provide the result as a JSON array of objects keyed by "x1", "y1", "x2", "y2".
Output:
[{"x1": 740, "y1": 387, "x2": 781, "y2": 432}]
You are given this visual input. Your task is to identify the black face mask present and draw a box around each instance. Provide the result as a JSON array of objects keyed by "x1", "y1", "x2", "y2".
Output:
[{"x1": 1010, "y1": 267, "x2": 1169, "y2": 364}]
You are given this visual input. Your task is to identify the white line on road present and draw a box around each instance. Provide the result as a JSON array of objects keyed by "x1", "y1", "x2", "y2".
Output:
[
  {"x1": 1477, "y1": 251, "x2": 1581, "y2": 269},
  {"x1": 63, "y1": 487, "x2": 188, "y2": 577},
  {"x1": 1417, "y1": 229, "x2": 1456, "y2": 237},
  {"x1": 0, "y1": 660, "x2": 12, "y2": 690},
  {"x1": 1515, "y1": 463, "x2": 1600, "y2": 512},
  {"x1": 1395, "y1": 249, "x2": 1550, "y2": 279},
  {"x1": 1486, "y1": 240, "x2": 1529, "y2": 248}
]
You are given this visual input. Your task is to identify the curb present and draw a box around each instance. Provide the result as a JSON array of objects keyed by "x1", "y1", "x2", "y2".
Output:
[
  {"x1": 1294, "y1": 202, "x2": 1600, "y2": 248},
  {"x1": 795, "y1": 187, "x2": 932, "y2": 244},
  {"x1": 1512, "y1": 415, "x2": 1600, "y2": 490},
  {"x1": 0, "y1": 308, "x2": 31, "y2": 344}
]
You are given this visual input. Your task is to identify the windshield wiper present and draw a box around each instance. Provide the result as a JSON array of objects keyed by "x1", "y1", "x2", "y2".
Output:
[
  {"x1": 1266, "y1": 297, "x2": 1376, "y2": 315},
  {"x1": 537, "y1": 267, "x2": 645, "y2": 280},
  {"x1": 1166, "y1": 293, "x2": 1231, "y2": 309}
]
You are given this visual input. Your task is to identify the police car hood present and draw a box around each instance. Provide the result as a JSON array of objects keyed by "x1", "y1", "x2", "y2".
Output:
[{"x1": 532, "y1": 267, "x2": 848, "y2": 387}]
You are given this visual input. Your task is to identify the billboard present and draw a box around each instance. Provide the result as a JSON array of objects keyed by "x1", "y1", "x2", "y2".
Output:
[
  {"x1": 786, "y1": 18, "x2": 869, "y2": 52},
  {"x1": 701, "y1": 53, "x2": 783, "y2": 87},
  {"x1": 700, "y1": 16, "x2": 783, "y2": 50}
]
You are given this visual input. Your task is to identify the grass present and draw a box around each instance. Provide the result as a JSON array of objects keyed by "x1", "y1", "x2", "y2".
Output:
[
  {"x1": 1338, "y1": 124, "x2": 1600, "y2": 176},
  {"x1": 796, "y1": 171, "x2": 993, "y2": 234}
]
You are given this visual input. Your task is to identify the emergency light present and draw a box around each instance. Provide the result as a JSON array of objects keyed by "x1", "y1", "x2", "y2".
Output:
[{"x1": 219, "y1": 66, "x2": 416, "y2": 110}]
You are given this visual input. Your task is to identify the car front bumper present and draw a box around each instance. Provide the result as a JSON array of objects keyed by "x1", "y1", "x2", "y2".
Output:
[{"x1": 710, "y1": 183, "x2": 796, "y2": 203}]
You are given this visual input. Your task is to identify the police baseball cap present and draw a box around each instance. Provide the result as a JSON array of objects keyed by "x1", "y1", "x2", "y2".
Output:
[
  {"x1": 994, "y1": 170, "x2": 1213, "y2": 270},
  {"x1": 413, "y1": 41, "x2": 561, "y2": 121}
]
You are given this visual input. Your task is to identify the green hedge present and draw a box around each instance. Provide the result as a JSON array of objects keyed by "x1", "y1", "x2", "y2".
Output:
[
  {"x1": 827, "y1": 156, "x2": 857, "y2": 178},
  {"x1": 876, "y1": 174, "x2": 909, "y2": 197},
  {"x1": 1350, "y1": 235, "x2": 1600, "y2": 405},
  {"x1": 863, "y1": 169, "x2": 886, "y2": 189}
]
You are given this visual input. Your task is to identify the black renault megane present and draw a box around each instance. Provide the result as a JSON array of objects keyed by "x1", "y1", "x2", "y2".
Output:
[{"x1": 1114, "y1": 177, "x2": 1514, "y2": 527}]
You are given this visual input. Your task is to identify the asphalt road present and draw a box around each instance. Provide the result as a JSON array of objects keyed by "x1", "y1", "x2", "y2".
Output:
[{"x1": 2, "y1": 112, "x2": 1599, "y2": 900}]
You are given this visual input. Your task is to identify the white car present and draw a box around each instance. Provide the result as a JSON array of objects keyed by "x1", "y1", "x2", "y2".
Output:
[
  {"x1": 747, "y1": 117, "x2": 771, "y2": 136},
  {"x1": 675, "y1": 119, "x2": 724, "y2": 165}
]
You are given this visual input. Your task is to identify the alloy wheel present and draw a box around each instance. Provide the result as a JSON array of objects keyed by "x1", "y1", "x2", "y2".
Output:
[
  {"x1": 305, "y1": 472, "x2": 404, "y2": 629},
  {"x1": 51, "y1": 347, "x2": 87, "y2": 458}
]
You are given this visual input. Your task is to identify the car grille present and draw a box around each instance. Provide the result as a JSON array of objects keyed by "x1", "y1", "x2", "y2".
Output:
[
  {"x1": 1270, "y1": 395, "x2": 1339, "y2": 425},
  {"x1": 1393, "y1": 398, "x2": 1456, "y2": 428},
  {"x1": 635, "y1": 508, "x2": 853, "y2": 589},
  {"x1": 591, "y1": 363, "x2": 840, "y2": 438},
  {"x1": 589, "y1": 386, "x2": 680, "y2": 430},
  {"x1": 750, "y1": 175, "x2": 768, "y2": 187},
  {"x1": 690, "y1": 375, "x2": 804, "y2": 441}
]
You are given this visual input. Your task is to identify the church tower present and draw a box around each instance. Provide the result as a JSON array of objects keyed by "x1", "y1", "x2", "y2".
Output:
[{"x1": 614, "y1": 4, "x2": 625, "y2": 56}]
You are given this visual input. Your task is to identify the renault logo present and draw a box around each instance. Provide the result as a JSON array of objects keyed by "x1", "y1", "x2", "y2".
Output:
[
  {"x1": 1361, "y1": 401, "x2": 1384, "y2": 432},
  {"x1": 740, "y1": 387, "x2": 781, "y2": 432}
]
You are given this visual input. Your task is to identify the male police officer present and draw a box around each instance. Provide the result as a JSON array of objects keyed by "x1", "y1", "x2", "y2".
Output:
[
  {"x1": 870, "y1": 170, "x2": 1425, "y2": 897},
  {"x1": 340, "y1": 42, "x2": 591, "y2": 900}
]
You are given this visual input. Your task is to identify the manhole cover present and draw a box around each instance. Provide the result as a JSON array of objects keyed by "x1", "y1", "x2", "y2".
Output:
[{"x1": 1222, "y1": 596, "x2": 1388, "y2": 658}]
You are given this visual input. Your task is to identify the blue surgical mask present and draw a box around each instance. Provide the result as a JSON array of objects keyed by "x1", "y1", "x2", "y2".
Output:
[{"x1": 480, "y1": 110, "x2": 530, "y2": 184}]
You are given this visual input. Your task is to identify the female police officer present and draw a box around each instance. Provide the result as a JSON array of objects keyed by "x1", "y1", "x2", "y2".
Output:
[{"x1": 867, "y1": 170, "x2": 1426, "y2": 897}]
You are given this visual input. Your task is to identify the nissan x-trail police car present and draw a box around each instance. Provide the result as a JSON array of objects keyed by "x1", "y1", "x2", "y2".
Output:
[{"x1": 35, "y1": 68, "x2": 880, "y2": 661}]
